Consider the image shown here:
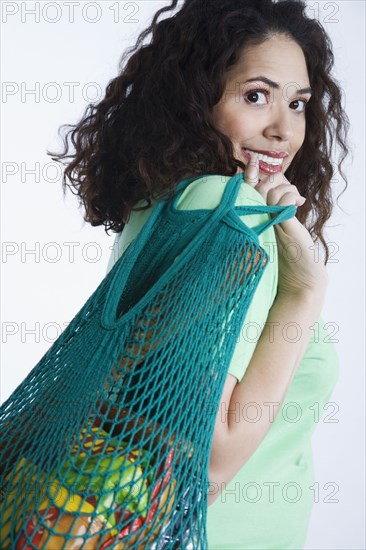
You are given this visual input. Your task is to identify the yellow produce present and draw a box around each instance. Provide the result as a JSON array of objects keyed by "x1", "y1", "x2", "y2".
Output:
[{"x1": 0, "y1": 456, "x2": 47, "y2": 547}]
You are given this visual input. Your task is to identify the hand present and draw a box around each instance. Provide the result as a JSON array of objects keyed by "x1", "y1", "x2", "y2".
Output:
[{"x1": 244, "y1": 158, "x2": 328, "y2": 298}]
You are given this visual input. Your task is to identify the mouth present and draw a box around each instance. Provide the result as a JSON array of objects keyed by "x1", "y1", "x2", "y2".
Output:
[{"x1": 242, "y1": 148, "x2": 289, "y2": 175}]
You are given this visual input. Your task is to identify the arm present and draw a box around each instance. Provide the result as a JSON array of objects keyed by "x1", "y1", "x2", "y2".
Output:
[
  {"x1": 208, "y1": 289, "x2": 324, "y2": 505},
  {"x1": 207, "y1": 160, "x2": 329, "y2": 505}
]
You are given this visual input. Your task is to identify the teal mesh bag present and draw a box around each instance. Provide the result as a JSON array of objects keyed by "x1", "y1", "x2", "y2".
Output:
[{"x1": 0, "y1": 172, "x2": 296, "y2": 549}]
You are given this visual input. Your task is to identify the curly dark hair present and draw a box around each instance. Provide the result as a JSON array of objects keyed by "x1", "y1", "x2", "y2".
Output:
[{"x1": 48, "y1": 0, "x2": 349, "y2": 264}]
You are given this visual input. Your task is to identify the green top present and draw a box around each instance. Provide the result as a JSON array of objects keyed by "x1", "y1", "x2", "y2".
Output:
[{"x1": 106, "y1": 175, "x2": 340, "y2": 549}]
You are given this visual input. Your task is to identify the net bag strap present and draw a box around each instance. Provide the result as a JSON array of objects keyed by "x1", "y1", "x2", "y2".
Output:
[
  {"x1": 176, "y1": 173, "x2": 298, "y2": 236},
  {"x1": 234, "y1": 203, "x2": 297, "y2": 235},
  {"x1": 101, "y1": 173, "x2": 246, "y2": 329},
  {"x1": 231, "y1": 173, "x2": 297, "y2": 236}
]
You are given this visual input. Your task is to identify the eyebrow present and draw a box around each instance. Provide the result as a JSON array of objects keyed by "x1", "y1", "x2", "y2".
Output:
[{"x1": 244, "y1": 76, "x2": 312, "y2": 95}]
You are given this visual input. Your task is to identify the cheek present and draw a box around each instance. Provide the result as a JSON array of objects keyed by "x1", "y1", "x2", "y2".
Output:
[
  {"x1": 211, "y1": 107, "x2": 229, "y2": 134},
  {"x1": 213, "y1": 102, "x2": 256, "y2": 144},
  {"x1": 225, "y1": 107, "x2": 254, "y2": 137},
  {"x1": 239, "y1": 113, "x2": 258, "y2": 136},
  {"x1": 294, "y1": 121, "x2": 306, "y2": 151}
]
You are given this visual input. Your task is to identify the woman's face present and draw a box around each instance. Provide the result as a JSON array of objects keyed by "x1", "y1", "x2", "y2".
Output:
[{"x1": 211, "y1": 34, "x2": 312, "y2": 176}]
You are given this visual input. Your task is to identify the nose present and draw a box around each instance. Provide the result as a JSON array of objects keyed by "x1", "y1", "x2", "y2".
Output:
[{"x1": 263, "y1": 104, "x2": 294, "y2": 142}]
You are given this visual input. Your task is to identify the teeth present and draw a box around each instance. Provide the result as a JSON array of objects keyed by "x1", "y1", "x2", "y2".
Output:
[{"x1": 244, "y1": 149, "x2": 283, "y2": 166}]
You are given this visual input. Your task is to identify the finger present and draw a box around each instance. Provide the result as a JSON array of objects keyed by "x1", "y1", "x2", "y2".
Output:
[
  {"x1": 256, "y1": 173, "x2": 289, "y2": 194},
  {"x1": 267, "y1": 187, "x2": 305, "y2": 208},
  {"x1": 244, "y1": 157, "x2": 259, "y2": 188},
  {"x1": 279, "y1": 192, "x2": 306, "y2": 209},
  {"x1": 272, "y1": 194, "x2": 306, "y2": 233},
  {"x1": 255, "y1": 172, "x2": 289, "y2": 201}
]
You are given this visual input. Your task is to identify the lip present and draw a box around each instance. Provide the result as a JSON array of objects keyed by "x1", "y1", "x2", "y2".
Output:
[
  {"x1": 241, "y1": 148, "x2": 286, "y2": 175},
  {"x1": 243, "y1": 148, "x2": 289, "y2": 159}
]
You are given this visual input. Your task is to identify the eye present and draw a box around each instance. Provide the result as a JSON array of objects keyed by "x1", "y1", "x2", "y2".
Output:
[
  {"x1": 244, "y1": 89, "x2": 269, "y2": 105},
  {"x1": 289, "y1": 99, "x2": 308, "y2": 112}
]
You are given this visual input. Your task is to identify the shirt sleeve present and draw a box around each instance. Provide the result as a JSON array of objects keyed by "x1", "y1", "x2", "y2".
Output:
[
  {"x1": 174, "y1": 174, "x2": 278, "y2": 383},
  {"x1": 224, "y1": 180, "x2": 278, "y2": 382},
  {"x1": 225, "y1": 207, "x2": 278, "y2": 382}
]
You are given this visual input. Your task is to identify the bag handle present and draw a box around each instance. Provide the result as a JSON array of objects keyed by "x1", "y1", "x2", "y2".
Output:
[
  {"x1": 170, "y1": 173, "x2": 297, "y2": 235},
  {"x1": 212, "y1": 172, "x2": 298, "y2": 236},
  {"x1": 102, "y1": 174, "x2": 237, "y2": 328},
  {"x1": 234, "y1": 203, "x2": 297, "y2": 236}
]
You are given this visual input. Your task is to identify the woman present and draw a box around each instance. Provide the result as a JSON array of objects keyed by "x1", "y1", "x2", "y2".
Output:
[{"x1": 49, "y1": 0, "x2": 349, "y2": 547}]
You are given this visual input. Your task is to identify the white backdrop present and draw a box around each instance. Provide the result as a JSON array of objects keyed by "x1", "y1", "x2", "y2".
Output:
[{"x1": 1, "y1": 1, "x2": 365, "y2": 548}]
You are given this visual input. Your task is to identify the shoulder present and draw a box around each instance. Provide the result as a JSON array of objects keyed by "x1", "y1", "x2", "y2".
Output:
[{"x1": 175, "y1": 174, "x2": 267, "y2": 210}]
